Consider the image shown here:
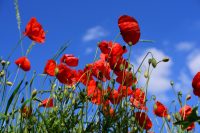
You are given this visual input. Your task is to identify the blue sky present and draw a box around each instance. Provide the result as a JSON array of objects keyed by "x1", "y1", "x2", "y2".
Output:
[{"x1": 1, "y1": 0, "x2": 200, "y2": 132}]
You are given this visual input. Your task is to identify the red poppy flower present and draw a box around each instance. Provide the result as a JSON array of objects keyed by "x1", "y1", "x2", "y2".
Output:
[
  {"x1": 56, "y1": 63, "x2": 78, "y2": 85},
  {"x1": 118, "y1": 85, "x2": 133, "y2": 98},
  {"x1": 179, "y1": 105, "x2": 195, "y2": 131},
  {"x1": 192, "y1": 72, "x2": 200, "y2": 97},
  {"x1": 86, "y1": 59, "x2": 111, "y2": 82},
  {"x1": 109, "y1": 89, "x2": 122, "y2": 104},
  {"x1": 21, "y1": 106, "x2": 32, "y2": 118},
  {"x1": 77, "y1": 69, "x2": 94, "y2": 86},
  {"x1": 134, "y1": 112, "x2": 152, "y2": 130},
  {"x1": 116, "y1": 71, "x2": 137, "y2": 87},
  {"x1": 60, "y1": 54, "x2": 79, "y2": 67},
  {"x1": 118, "y1": 15, "x2": 140, "y2": 45},
  {"x1": 153, "y1": 101, "x2": 168, "y2": 117},
  {"x1": 15, "y1": 56, "x2": 31, "y2": 71},
  {"x1": 44, "y1": 59, "x2": 56, "y2": 76},
  {"x1": 39, "y1": 98, "x2": 53, "y2": 108},
  {"x1": 130, "y1": 88, "x2": 147, "y2": 110},
  {"x1": 98, "y1": 41, "x2": 127, "y2": 57},
  {"x1": 24, "y1": 17, "x2": 45, "y2": 43},
  {"x1": 87, "y1": 80, "x2": 109, "y2": 105}
]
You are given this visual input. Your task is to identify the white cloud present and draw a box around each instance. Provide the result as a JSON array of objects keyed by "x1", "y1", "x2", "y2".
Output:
[
  {"x1": 187, "y1": 50, "x2": 200, "y2": 75},
  {"x1": 85, "y1": 47, "x2": 93, "y2": 55},
  {"x1": 135, "y1": 48, "x2": 172, "y2": 97},
  {"x1": 82, "y1": 26, "x2": 108, "y2": 42},
  {"x1": 175, "y1": 71, "x2": 192, "y2": 95},
  {"x1": 175, "y1": 41, "x2": 194, "y2": 51}
]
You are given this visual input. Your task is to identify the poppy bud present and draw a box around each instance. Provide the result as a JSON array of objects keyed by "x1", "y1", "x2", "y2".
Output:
[
  {"x1": 151, "y1": 95, "x2": 156, "y2": 101},
  {"x1": 144, "y1": 71, "x2": 149, "y2": 78},
  {"x1": 148, "y1": 59, "x2": 152, "y2": 65},
  {"x1": 0, "y1": 70, "x2": 5, "y2": 77},
  {"x1": 167, "y1": 114, "x2": 171, "y2": 122},
  {"x1": 1, "y1": 60, "x2": 6, "y2": 66},
  {"x1": 31, "y1": 89, "x2": 37, "y2": 98},
  {"x1": 6, "y1": 61, "x2": 10, "y2": 66},
  {"x1": 55, "y1": 67, "x2": 59, "y2": 75},
  {"x1": 151, "y1": 58, "x2": 157, "y2": 68},
  {"x1": 6, "y1": 81, "x2": 13, "y2": 86},
  {"x1": 170, "y1": 81, "x2": 174, "y2": 86},
  {"x1": 186, "y1": 94, "x2": 191, "y2": 101},
  {"x1": 178, "y1": 91, "x2": 182, "y2": 96},
  {"x1": 162, "y1": 57, "x2": 169, "y2": 62}
]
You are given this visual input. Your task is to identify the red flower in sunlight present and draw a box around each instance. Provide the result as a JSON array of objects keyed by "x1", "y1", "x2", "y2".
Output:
[
  {"x1": 60, "y1": 54, "x2": 79, "y2": 67},
  {"x1": 44, "y1": 59, "x2": 56, "y2": 76},
  {"x1": 130, "y1": 88, "x2": 147, "y2": 110},
  {"x1": 56, "y1": 63, "x2": 78, "y2": 85},
  {"x1": 118, "y1": 15, "x2": 140, "y2": 45},
  {"x1": 86, "y1": 59, "x2": 111, "y2": 82},
  {"x1": 134, "y1": 112, "x2": 152, "y2": 130},
  {"x1": 15, "y1": 56, "x2": 31, "y2": 71},
  {"x1": 77, "y1": 69, "x2": 94, "y2": 85},
  {"x1": 118, "y1": 85, "x2": 133, "y2": 98},
  {"x1": 109, "y1": 89, "x2": 122, "y2": 104},
  {"x1": 153, "y1": 101, "x2": 168, "y2": 117},
  {"x1": 39, "y1": 98, "x2": 53, "y2": 108},
  {"x1": 116, "y1": 71, "x2": 137, "y2": 87},
  {"x1": 179, "y1": 105, "x2": 195, "y2": 131},
  {"x1": 98, "y1": 41, "x2": 127, "y2": 57},
  {"x1": 87, "y1": 80, "x2": 109, "y2": 105},
  {"x1": 192, "y1": 72, "x2": 200, "y2": 97},
  {"x1": 24, "y1": 17, "x2": 45, "y2": 43}
]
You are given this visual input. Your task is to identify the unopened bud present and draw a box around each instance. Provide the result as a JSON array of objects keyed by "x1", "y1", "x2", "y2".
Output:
[
  {"x1": 6, "y1": 81, "x2": 13, "y2": 86},
  {"x1": 151, "y1": 58, "x2": 157, "y2": 68},
  {"x1": 144, "y1": 71, "x2": 149, "y2": 78},
  {"x1": 178, "y1": 91, "x2": 182, "y2": 96},
  {"x1": 170, "y1": 81, "x2": 174, "y2": 86},
  {"x1": 55, "y1": 67, "x2": 59, "y2": 75},
  {"x1": 162, "y1": 57, "x2": 169, "y2": 62},
  {"x1": 0, "y1": 70, "x2": 5, "y2": 77},
  {"x1": 31, "y1": 89, "x2": 37, "y2": 98},
  {"x1": 152, "y1": 95, "x2": 156, "y2": 101},
  {"x1": 1, "y1": 60, "x2": 6, "y2": 66},
  {"x1": 6, "y1": 61, "x2": 10, "y2": 66},
  {"x1": 148, "y1": 59, "x2": 152, "y2": 65},
  {"x1": 186, "y1": 94, "x2": 191, "y2": 101},
  {"x1": 167, "y1": 114, "x2": 171, "y2": 122}
]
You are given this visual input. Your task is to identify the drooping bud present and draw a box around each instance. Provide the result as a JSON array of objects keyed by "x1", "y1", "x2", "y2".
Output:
[
  {"x1": 170, "y1": 81, "x2": 174, "y2": 86},
  {"x1": 167, "y1": 114, "x2": 171, "y2": 122},
  {"x1": 186, "y1": 94, "x2": 191, "y2": 101},
  {"x1": 6, "y1": 81, "x2": 13, "y2": 86},
  {"x1": 151, "y1": 58, "x2": 157, "y2": 68},
  {"x1": 0, "y1": 70, "x2": 5, "y2": 77},
  {"x1": 162, "y1": 57, "x2": 169, "y2": 62},
  {"x1": 55, "y1": 67, "x2": 59, "y2": 75},
  {"x1": 31, "y1": 89, "x2": 37, "y2": 98},
  {"x1": 144, "y1": 71, "x2": 149, "y2": 78},
  {"x1": 1, "y1": 60, "x2": 6, "y2": 66}
]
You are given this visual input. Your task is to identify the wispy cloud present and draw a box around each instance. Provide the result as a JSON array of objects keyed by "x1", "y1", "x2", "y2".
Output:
[
  {"x1": 175, "y1": 41, "x2": 194, "y2": 51},
  {"x1": 187, "y1": 50, "x2": 200, "y2": 75},
  {"x1": 175, "y1": 70, "x2": 193, "y2": 95},
  {"x1": 85, "y1": 47, "x2": 93, "y2": 55},
  {"x1": 135, "y1": 48, "x2": 172, "y2": 103},
  {"x1": 82, "y1": 26, "x2": 108, "y2": 42}
]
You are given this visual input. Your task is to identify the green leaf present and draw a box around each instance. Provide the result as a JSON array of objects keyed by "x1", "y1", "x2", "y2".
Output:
[{"x1": 5, "y1": 79, "x2": 23, "y2": 115}]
